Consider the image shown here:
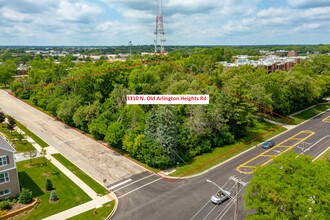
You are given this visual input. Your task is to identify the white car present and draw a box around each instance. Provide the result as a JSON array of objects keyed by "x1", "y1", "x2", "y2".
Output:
[{"x1": 211, "y1": 190, "x2": 231, "y2": 204}]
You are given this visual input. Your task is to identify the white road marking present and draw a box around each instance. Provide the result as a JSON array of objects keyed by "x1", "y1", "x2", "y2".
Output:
[
  {"x1": 203, "y1": 204, "x2": 218, "y2": 220},
  {"x1": 113, "y1": 173, "x2": 155, "y2": 192},
  {"x1": 118, "y1": 178, "x2": 161, "y2": 199},
  {"x1": 190, "y1": 199, "x2": 211, "y2": 220},
  {"x1": 302, "y1": 135, "x2": 330, "y2": 153},
  {"x1": 313, "y1": 146, "x2": 330, "y2": 161},
  {"x1": 108, "y1": 179, "x2": 132, "y2": 190}
]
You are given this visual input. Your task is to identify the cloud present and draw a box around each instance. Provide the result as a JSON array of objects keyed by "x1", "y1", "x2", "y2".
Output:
[
  {"x1": 0, "y1": 0, "x2": 57, "y2": 13},
  {"x1": 287, "y1": 0, "x2": 330, "y2": 8},
  {"x1": 0, "y1": 0, "x2": 329, "y2": 45},
  {"x1": 1, "y1": 7, "x2": 34, "y2": 22},
  {"x1": 55, "y1": 0, "x2": 102, "y2": 23}
]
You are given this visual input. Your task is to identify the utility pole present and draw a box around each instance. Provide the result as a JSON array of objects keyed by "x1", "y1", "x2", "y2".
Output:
[
  {"x1": 229, "y1": 176, "x2": 247, "y2": 220},
  {"x1": 129, "y1": 41, "x2": 132, "y2": 58}
]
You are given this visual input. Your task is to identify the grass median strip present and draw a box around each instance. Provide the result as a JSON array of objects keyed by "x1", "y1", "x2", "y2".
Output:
[
  {"x1": 17, "y1": 157, "x2": 91, "y2": 220},
  {"x1": 170, "y1": 120, "x2": 286, "y2": 177},
  {"x1": 290, "y1": 104, "x2": 330, "y2": 125},
  {"x1": 67, "y1": 201, "x2": 115, "y2": 220},
  {"x1": 0, "y1": 123, "x2": 35, "y2": 153},
  {"x1": 317, "y1": 148, "x2": 330, "y2": 162},
  {"x1": 52, "y1": 153, "x2": 109, "y2": 195},
  {"x1": 14, "y1": 120, "x2": 49, "y2": 148}
]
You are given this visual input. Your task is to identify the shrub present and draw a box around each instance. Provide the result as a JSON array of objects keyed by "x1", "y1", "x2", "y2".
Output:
[
  {"x1": 0, "y1": 112, "x2": 5, "y2": 123},
  {"x1": 18, "y1": 188, "x2": 33, "y2": 204},
  {"x1": 49, "y1": 190, "x2": 58, "y2": 201},
  {"x1": 0, "y1": 200, "x2": 11, "y2": 210},
  {"x1": 7, "y1": 116, "x2": 16, "y2": 130},
  {"x1": 45, "y1": 179, "x2": 53, "y2": 191}
]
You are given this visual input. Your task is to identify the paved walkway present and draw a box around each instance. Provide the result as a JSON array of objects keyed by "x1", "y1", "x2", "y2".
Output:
[
  {"x1": 253, "y1": 116, "x2": 296, "y2": 130},
  {"x1": 14, "y1": 127, "x2": 113, "y2": 219},
  {"x1": 43, "y1": 194, "x2": 114, "y2": 220}
]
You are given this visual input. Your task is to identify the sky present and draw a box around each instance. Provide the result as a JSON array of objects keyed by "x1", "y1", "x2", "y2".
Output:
[{"x1": 0, "y1": 0, "x2": 330, "y2": 46}]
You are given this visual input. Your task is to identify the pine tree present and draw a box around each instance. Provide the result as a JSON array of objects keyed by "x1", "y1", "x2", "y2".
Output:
[
  {"x1": 49, "y1": 190, "x2": 58, "y2": 201},
  {"x1": 144, "y1": 107, "x2": 158, "y2": 140},
  {"x1": 156, "y1": 105, "x2": 178, "y2": 163},
  {"x1": 45, "y1": 179, "x2": 53, "y2": 191}
]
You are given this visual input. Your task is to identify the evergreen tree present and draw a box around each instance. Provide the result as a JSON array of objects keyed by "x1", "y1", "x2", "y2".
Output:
[
  {"x1": 45, "y1": 179, "x2": 53, "y2": 191},
  {"x1": 157, "y1": 105, "x2": 178, "y2": 163},
  {"x1": 49, "y1": 190, "x2": 58, "y2": 201}
]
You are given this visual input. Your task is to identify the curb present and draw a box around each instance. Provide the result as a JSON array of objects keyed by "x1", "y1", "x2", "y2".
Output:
[
  {"x1": 159, "y1": 105, "x2": 330, "y2": 180},
  {"x1": 106, "y1": 192, "x2": 119, "y2": 219}
]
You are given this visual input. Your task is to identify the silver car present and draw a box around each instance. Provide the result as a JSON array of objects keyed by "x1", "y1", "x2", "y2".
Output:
[{"x1": 211, "y1": 190, "x2": 231, "y2": 204}]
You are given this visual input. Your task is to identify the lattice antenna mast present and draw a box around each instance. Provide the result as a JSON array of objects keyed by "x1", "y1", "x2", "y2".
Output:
[{"x1": 154, "y1": 0, "x2": 165, "y2": 54}]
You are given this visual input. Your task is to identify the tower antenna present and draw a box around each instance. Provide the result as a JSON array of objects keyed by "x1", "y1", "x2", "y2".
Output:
[{"x1": 154, "y1": 0, "x2": 165, "y2": 54}]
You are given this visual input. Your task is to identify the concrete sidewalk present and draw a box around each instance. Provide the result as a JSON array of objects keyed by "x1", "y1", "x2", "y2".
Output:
[
  {"x1": 14, "y1": 127, "x2": 114, "y2": 219},
  {"x1": 43, "y1": 194, "x2": 113, "y2": 220}
]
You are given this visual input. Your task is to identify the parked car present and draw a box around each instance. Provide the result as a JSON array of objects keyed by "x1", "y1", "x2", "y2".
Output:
[
  {"x1": 261, "y1": 140, "x2": 276, "y2": 149},
  {"x1": 211, "y1": 190, "x2": 231, "y2": 204}
]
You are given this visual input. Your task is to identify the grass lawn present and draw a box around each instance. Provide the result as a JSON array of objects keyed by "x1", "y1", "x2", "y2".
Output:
[
  {"x1": 290, "y1": 104, "x2": 330, "y2": 125},
  {"x1": 52, "y1": 154, "x2": 109, "y2": 195},
  {"x1": 170, "y1": 120, "x2": 286, "y2": 177},
  {"x1": 317, "y1": 148, "x2": 330, "y2": 162},
  {"x1": 0, "y1": 123, "x2": 35, "y2": 153},
  {"x1": 14, "y1": 120, "x2": 49, "y2": 148},
  {"x1": 15, "y1": 157, "x2": 91, "y2": 220},
  {"x1": 68, "y1": 201, "x2": 115, "y2": 220},
  {"x1": 258, "y1": 104, "x2": 330, "y2": 125}
]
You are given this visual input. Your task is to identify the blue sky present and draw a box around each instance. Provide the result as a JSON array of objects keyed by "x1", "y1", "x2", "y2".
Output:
[{"x1": 0, "y1": 0, "x2": 329, "y2": 46}]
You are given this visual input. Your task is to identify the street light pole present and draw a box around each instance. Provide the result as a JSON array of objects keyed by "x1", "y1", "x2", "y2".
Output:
[
  {"x1": 206, "y1": 179, "x2": 222, "y2": 190},
  {"x1": 229, "y1": 176, "x2": 247, "y2": 220},
  {"x1": 206, "y1": 179, "x2": 234, "y2": 201}
]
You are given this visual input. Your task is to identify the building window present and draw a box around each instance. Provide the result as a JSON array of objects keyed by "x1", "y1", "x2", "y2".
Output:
[
  {"x1": 0, "y1": 188, "x2": 11, "y2": 197},
  {"x1": 0, "y1": 156, "x2": 8, "y2": 166},
  {"x1": 0, "y1": 172, "x2": 10, "y2": 184}
]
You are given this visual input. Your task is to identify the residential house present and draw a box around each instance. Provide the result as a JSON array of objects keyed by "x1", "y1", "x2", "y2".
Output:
[{"x1": 0, "y1": 135, "x2": 20, "y2": 200}]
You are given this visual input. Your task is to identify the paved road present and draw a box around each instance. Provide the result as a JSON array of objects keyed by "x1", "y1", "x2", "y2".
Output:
[
  {"x1": 0, "y1": 90, "x2": 146, "y2": 185},
  {"x1": 110, "y1": 108, "x2": 330, "y2": 220},
  {"x1": 1, "y1": 89, "x2": 328, "y2": 219}
]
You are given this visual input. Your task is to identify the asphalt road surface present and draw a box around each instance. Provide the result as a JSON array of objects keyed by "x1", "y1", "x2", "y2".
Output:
[
  {"x1": 110, "y1": 108, "x2": 330, "y2": 220},
  {"x1": 0, "y1": 90, "x2": 146, "y2": 185}
]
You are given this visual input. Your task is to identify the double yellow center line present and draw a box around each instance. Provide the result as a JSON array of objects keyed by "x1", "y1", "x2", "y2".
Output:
[{"x1": 237, "y1": 130, "x2": 315, "y2": 174}]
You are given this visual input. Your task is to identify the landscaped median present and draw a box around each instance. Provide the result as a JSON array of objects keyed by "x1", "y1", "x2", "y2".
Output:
[{"x1": 14, "y1": 120, "x2": 49, "y2": 148}]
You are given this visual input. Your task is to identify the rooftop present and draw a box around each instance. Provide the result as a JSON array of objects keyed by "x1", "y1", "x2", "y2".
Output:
[{"x1": 0, "y1": 135, "x2": 15, "y2": 152}]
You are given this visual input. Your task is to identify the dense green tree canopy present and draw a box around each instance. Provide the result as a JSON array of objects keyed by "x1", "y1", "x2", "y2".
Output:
[
  {"x1": 245, "y1": 152, "x2": 330, "y2": 220},
  {"x1": 0, "y1": 60, "x2": 16, "y2": 87},
  {"x1": 9, "y1": 48, "x2": 330, "y2": 168}
]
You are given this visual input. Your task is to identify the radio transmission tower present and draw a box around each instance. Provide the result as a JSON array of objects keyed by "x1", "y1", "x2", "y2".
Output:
[{"x1": 154, "y1": 0, "x2": 165, "y2": 54}]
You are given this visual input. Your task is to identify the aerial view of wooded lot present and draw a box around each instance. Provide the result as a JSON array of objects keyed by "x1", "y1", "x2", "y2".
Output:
[{"x1": 6, "y1": 47, "x2": 330, "y2": 168}]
